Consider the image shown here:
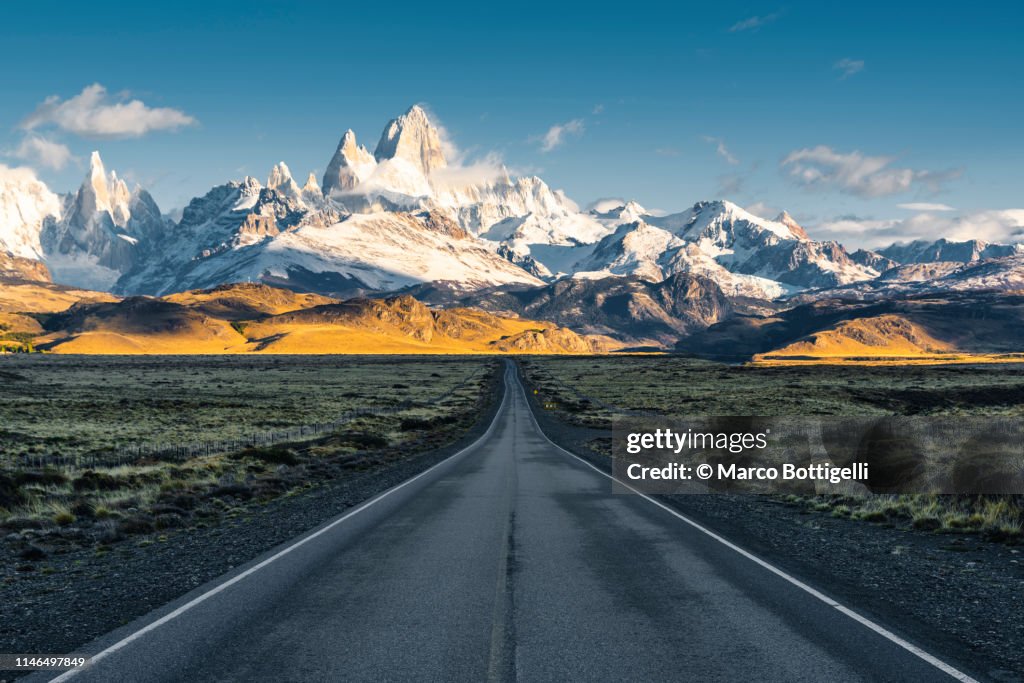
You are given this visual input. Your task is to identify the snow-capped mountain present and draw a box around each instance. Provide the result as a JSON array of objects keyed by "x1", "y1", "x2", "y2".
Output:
[
  {"x1": 115, "y1": 105, "x2": 597, "y2": 295},
  {"x1": 878, "y1": 238, "x2": 1024, "y2": 265},
  {"x1": 38, "y1": 152, "x2": 170, "y2": 289},
  {"x1": 3, "y1": 103, "x2": 1024, "y2": 316},
  {"x1": 568, "y1": 200, "x2": 878, "y2": 298},
  {"x1": 787, "y1": 254, "x2": 1024, "y2": 304},
  {"x1": 0, "y1": 164, "x2": 61, "y2": 261},
  {"x1": 114, "y1": 168, "x2": 542, "y2": 296}
]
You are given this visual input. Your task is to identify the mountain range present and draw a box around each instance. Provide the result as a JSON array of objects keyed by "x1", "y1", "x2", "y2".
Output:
[{"x1": 2, "y1": 104, "x2": 1023, "y2": 356}]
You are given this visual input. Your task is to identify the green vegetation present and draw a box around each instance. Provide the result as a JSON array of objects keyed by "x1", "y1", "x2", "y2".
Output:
[
  {"x1": 0, "y1": 356, "x2": 499, "y2": 567},
  {"x1": 522, "y1": 356, "x2": 1024, "y2": 424},
  {"x1": 0, "y1": 355, "x2": 490, "y2": 463}
]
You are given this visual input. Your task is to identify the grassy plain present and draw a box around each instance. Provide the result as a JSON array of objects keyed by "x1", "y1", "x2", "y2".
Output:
[
  {"x1": 0, "y1": 356, "x2": 498, "y2": 563},
  {"x1": 0, "y1": 355, "x2": 487, "y2": 462}
]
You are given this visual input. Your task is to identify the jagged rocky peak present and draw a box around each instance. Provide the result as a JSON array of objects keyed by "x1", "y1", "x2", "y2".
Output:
[
  {"x1": 40, "y1": 151, "x2": 170, "y2": 290},
  {"x1": 267, "y1": 161, "x2": 301, "y2": 198},
  {"x1": 303, "y1": 172, "x2": 320, "y2": 194},
  {"x1": 86, "y1": 151, "x2": 110, "y2": 212},
  {"x1": 774, "y1": 211, "x2": 809, "y2": 240},
  {"x1": 374, "y1": 104, "x2": 447, "y2": 176},
  {"x1": 301, "y1": 172, "x2": 323, "y2": 204},
  {"x1": 64, "y1": 151, "x2": 143, "y2": 233},
  {"x1": 322, "y1": 129, "x2": 377, "y2": 196}
]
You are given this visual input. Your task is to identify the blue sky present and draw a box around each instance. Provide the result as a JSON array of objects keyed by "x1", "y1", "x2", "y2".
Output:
[{"x1": 2, "y1": 1, "x2": 1022, "y2": 247}]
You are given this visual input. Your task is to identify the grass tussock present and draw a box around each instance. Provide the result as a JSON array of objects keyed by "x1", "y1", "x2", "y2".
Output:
[{"x1": 796, "y1": 494, "x2": 1022, "y2": 541}]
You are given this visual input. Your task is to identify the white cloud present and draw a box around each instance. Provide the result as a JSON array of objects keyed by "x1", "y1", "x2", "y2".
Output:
[
  {"x1": 729, "y1": 13, "x2": 779, "y2": 32},
  {"x1": 929, "y1": 209, "x2": 1024, "y2": 243},
  {"x1": 10, "y1": 135, "x2": 74, "y2": 170},
  {"x1": 592, "y1": 103, "x2": 605, "y2": 115},
  {"x1": 813, "y1": 209, "x2": 1024, "y2": 249},
  {"x1": 781, "y1": 145, "x2": 960, "y2": 197},
  {"x1": 813, "y1": 216, "x2": 902, "y2": 245},
  {"x1": 654, "y1": 147, "x2": 680, "y2": 157},
  {"x1": 0, "y1": 163, "x2": 44, "y2": 184},
  {"x1": 586, "y1": 197, "x2": 627, "y2": 213},
  {"x1": 538, "y1": 119, "x2": 585, "y2": 152},
  {"x1": 21, "y1": 83, "x2": 196, "y2": 138},
  {"x1": 746, "y1": 201, "x2": 782, "y2": 220},
  {"x1": 430, "y1": 152, "x2": 509, "y2": 188},
  {"x1": 702, "y1": 136, "x2": 739, "y2": 165},
  {"x1": 898, "y1": 202, "x2": 955, "y2": 212},
  {"x1": 834, "y1": 58, "x2": 865, "y2": 79}
]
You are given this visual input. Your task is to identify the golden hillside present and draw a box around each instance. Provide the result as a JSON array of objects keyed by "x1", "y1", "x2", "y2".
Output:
[
  {"x1": 0, "y1": 281, "x2": 118, "y2": 314},
  {"x1": 242, "y1": 296, "x2": 620, "y2": 354},
  {"x1": 164, "y1": 283, "x2": 338, "y2": 319},
  {"x1": 753, "y1": 314, "x2": 953, "y2": 360},
  {"x1": 18, "y1": 282, "x2": 618, "y2": 355}
]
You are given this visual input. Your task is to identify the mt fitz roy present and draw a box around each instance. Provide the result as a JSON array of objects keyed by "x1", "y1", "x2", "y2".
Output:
[{"x1": 2, "y1": 105, "x2": 1024, "y2": 333}]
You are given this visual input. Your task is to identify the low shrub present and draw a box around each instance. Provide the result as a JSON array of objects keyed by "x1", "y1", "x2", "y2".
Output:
[
  {"x1": 118, "y1": 514, "x2": 155, "y2": 535},
  {"x1": 72, "y1": 470, "x2": 124, "y2": 492},
  {"x1": 53, "y1": 510, "x2": 76, "y2": 526},
  {"x1": 16, "y1": 469, "x2": 68, "y2": 487},
  {"x1": 232, "y1": 446, "x2": 299, "y2": 466}
]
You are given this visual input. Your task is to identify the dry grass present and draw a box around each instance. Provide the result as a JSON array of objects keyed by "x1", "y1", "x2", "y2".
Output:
[
  {"x1": 795, "y1": 494, "x2": 1023, "y2": 540},
  {"x1": 0, "y1": 359, "x2": 500, "y2": 553},
  {"x1": 0, "y1": 356, "x2": 492, "y2": 463}
]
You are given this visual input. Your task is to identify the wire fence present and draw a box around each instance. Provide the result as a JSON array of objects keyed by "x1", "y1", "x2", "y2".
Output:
[
  {"x1": 13, "y1": 364, "x2": 492, "y2": 472},
  {"x1": 523, "y1": 365, "x2": 656, "y2": 417}
]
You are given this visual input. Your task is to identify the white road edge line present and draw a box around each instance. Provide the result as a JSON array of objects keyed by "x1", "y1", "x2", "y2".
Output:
[
  {"x1": 514, "y1": 371, "x2": 980, "y2": 683},
  {"x1": 49, "y1": 367, "x2": 512, "y2": 682}
]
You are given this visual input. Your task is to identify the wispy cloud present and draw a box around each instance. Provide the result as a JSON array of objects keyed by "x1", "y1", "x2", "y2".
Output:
[
  {"x1": 10, "y1": 135, "x2": 74, "y2": 170},
  {"x1": 898, "y1": 202, "x2": 956, "y2": 212},
  {"x1": 746, "y1": 201, "x2": 782, "y2": 220},
  {"x1": 537, "y1": 119, "x2": 585, "y2": 152},
  {"x1": 781, "y1": 145, "x2": 961, "y2": 197},
  {"x1": 21, "y1": 83, "x2": 197, "y2": 138},
  {"x1": 702, "y1": 136, "x2": 739, "y2": 165},
  {"x1": 813, "y1": 209, "x2": 1024, "y2": 248},
  {"x1": 716, "y1": 173, "x2": 744, "y2": 196},
  {"x1": 833, "y1": 58, "x2": 865, "y2": 79},
  {"x1": 654, "y1": 147, "x2": 680, "y2": 157},
  {"x1": 729, "y1": 12, "x2": 779, "y2": 32},
  {"x1": 592, "y1": 103, "x2": 605, "y2": 115}
]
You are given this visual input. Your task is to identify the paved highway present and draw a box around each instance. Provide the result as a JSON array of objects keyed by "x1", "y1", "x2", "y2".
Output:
[{"x1": 40, "y1": 362, "x2": 976, "y2": 682}]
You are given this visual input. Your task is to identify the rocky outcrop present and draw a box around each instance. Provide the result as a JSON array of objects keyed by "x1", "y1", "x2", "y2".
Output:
[
  {"x1": 460, "y1": 272, "x2": 733, "y2": 347},
  {"x1": 373, "y1": 105, "x2": 447, "y2": 175},
  {"x1": 489, "y1": 327, "x2": 617, "y2": 354},
  {"x1": 322, "y1": 130, "x2": 377, "y2": 196},
  {"x1": 850, "y1": 248, "x2": 899, "y2": 273},
  {"x1": 773, "y1": 211, "x2": 809, "y2": 240},
  {"x1": 0, "y1": 251, "x2": 51, "y2": 282}
]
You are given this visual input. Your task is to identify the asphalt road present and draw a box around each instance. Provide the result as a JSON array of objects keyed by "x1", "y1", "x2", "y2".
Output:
[{"x1": 39, "y1": 362, "x2": 976, "y2": 682}]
